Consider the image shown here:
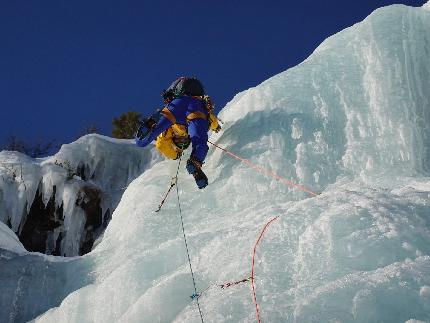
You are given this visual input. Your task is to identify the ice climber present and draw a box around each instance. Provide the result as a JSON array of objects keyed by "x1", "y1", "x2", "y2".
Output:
[{"x1": 135, "y1": 77, "x2": 221, "y2": 189}]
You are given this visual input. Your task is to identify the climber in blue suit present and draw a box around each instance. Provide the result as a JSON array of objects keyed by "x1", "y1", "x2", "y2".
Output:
[
  {"x1": 135, "y1": 77, "x2": 218, "y2": 189},
  {"x1": 135, "y1": 96, "x2": 209, "y2": 163}
]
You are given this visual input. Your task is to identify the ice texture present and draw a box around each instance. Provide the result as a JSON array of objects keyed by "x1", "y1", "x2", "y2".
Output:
[
  {"x1": 2, "y1": 3, "x2": 430, "y2": 323},
  {"x1": 0, "y1": 135, "x2": 161, "y2": 256},
  {"x1": 0, "y1": 221, "x2": 25, "y2": 254}
]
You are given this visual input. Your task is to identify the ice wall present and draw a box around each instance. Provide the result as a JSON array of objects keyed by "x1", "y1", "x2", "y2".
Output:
[
  {"x1": 1, "y1": 3, "x2": 430, "y2": 323},
  {"x1": 219, "y1": 3, "x2": 430, "y2": 188}
]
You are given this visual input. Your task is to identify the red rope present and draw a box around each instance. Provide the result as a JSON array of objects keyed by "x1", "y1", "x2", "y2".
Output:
[
  {"x1": 208, "y1": 141, "x2": 318, "y2": 197},
  {"x1": 251, "y1": 216, "x2": 280, "y2": 323},
  {"x1": 192, "y1": 217, "x2": 280, "y2": 322}
]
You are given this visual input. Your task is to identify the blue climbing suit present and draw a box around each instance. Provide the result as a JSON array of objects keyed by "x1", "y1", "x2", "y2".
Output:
[{"x1": 135, "y1": 96, "x2": 209, "y2": 163}]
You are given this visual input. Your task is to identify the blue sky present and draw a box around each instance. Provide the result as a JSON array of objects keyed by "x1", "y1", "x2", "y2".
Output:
[{"x1": 0, "y1": 0, "x2": 425, "y2": 144}]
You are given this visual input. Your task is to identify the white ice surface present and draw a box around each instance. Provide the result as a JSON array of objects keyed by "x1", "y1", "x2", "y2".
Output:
[
  {"x1": 1, "y1": 3, "x2": 430, "y2": 323},
  {"x1": 0, "y1": 222, "x2": 25, "y2": 254}
]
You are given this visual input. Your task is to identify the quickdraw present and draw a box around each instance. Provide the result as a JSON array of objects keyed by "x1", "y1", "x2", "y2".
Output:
[
  {"x1": 155, "y1": 176, "x2": 177, "y2": 213},
  {"x1": 220, "y1": 277, "x2": 251, "y2": 289},
  {"x1": 190, "y1": 277, "x2": 252, "y2": 300}
]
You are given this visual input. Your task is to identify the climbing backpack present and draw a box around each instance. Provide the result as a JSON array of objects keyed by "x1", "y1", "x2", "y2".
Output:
[
  {"x1": 162, "y1": 77, "x2": 205, "y2": 103},
  {"x1": 160, "y1": 77, "x2": 221, "y2": 133}
]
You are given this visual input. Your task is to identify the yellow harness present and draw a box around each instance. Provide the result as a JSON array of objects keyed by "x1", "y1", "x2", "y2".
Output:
[{"x1": 155, "y1": 96, "x2": 221, "y2": 160}]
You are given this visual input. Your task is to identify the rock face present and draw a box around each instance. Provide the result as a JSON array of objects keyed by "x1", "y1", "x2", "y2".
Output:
[
  {"x1": 0, "y1": 134, "x2": 161, "y2": 256},
  {"x1": 77, "y1": 185, "x2": 107, "y2": 255},
  {"x1": 19, "y1": 187, "x2": 63, "y2": 255}
]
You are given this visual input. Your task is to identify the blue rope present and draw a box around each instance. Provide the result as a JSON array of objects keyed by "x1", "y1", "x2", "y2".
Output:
[{"x1": 175, "y1": 156, "x2": 205, "y2": 323}]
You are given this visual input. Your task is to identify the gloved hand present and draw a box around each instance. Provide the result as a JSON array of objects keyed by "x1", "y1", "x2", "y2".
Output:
[
  {"x1": 136, "y1": 118, "x2": 156, "y2": 140},
  {"x1": 135, "y1": 135, "x2": 151, "y2": 147},
  {"x1": 135, "y1": 118, "x2": 156, "y2": 147}
]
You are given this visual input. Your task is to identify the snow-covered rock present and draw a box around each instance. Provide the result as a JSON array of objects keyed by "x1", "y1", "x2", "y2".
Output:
[{"x1": 0, "y1": 135, "x2": 161, "y2": 256}]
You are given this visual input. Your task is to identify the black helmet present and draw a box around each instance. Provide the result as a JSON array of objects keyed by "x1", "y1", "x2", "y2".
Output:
[{"x1": 162, "y1": 77, "x2": 205, "y2": 103}]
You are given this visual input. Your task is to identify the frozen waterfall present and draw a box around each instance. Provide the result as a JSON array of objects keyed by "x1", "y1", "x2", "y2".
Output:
[{"x1": 1, "y1": 3, "x2": 430, "y2": 323}]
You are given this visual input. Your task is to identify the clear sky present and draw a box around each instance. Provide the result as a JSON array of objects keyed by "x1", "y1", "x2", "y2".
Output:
[{"x1": 0, "y1": 0, "x2": 425, "y2": 145}]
